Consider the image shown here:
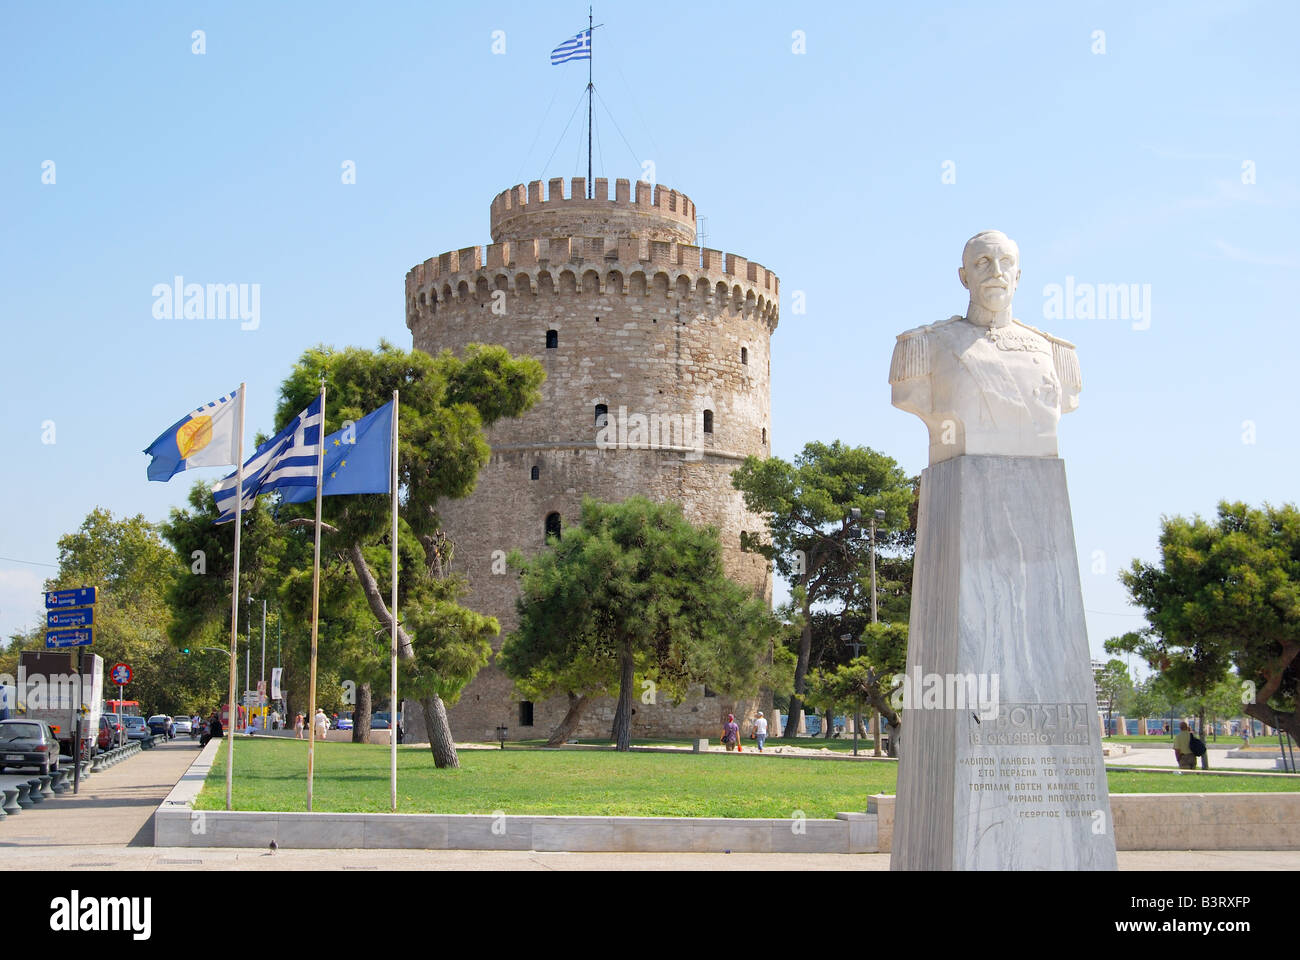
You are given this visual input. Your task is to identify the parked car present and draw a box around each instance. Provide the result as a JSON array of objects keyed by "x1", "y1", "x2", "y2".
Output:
[
  {"x1": 0, "y1": 719, "x2": 61, "y2": 775},
  {"x1": 98, "y1": 715, "x2": 122, "y2": 750},
  {"x1": 100, "y1": 714, "x2": 125, "y2": 748},
  {"x1": 337, "y1": 716, "x2": 354, "y2": 731},
  {"x1": 147, "y1": 715, "x2": 174, "y2": 738},
  {"x1": 172, "y1": 716, "x2": 192, "y2": 735},
  {"x1": 122, "y1": 716, "x2": 150, "y2": 742}
]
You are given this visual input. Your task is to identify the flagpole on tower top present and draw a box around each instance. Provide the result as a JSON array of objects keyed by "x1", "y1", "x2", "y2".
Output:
[{"x1": 587, "y1": 5, "x2": 593, "y2": 197}]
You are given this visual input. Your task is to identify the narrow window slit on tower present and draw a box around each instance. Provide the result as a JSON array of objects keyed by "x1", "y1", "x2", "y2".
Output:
[
  {"x1": 741, "y1": 347, "x2": 748, "y2": 364},
  {"x1": 545, "y1": 512, "x2": 562, "y2": 541},
  {"x1": 530, "y1": 465, "x2": 539, "y2": 480},
  {"x1": 703, "y1": 410, "x2": 714, "y2": 434},
  {"x1": 546, "y1": 329, "x2": 558, "y2": 349},
  {"x1": 595, "y1": 404, "x2": 608, "y2": 427}
]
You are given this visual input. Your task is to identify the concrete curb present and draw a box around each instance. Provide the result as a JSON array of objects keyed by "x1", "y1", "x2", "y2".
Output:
[{"x1": 153, "y1": 739, "x2": 879, "y2": 853}]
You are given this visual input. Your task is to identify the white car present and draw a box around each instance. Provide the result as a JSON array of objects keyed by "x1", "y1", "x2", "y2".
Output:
[{"x1": 172, "y1": 716, "x2": 192, "y2": 735}]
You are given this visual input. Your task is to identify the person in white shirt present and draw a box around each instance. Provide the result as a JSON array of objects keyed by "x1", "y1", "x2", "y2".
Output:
[
  {"x1": 752, "y1": 711, "x2": 768, "y2": 752},
  {"x1": 313, "y1": 708, "x2": 330, "y2": 741}
]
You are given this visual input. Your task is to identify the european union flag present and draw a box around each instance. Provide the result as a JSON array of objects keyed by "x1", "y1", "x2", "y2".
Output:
[{"x1": 279, "y1": 401, "x2": 393, "y2": 503}]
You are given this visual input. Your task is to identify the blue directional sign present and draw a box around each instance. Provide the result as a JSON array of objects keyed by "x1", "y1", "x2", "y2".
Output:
[
  {"x1": 47, "y1": 607, "x2": 94, "y2": 628},
  {"x1": 45, "y1": 587, "x2": 97, "y2": 609},
  {"x1": 45, "y1": 627, "x2": 94, "y2": 648}
]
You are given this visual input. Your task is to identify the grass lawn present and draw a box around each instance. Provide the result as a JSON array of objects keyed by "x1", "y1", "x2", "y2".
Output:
[
  {"x1": 517, "y1": 736, "x2": 885, "y2": 753},
  {"x1": 194, "y1": 739, "x2": 1300, "y2": 817}
]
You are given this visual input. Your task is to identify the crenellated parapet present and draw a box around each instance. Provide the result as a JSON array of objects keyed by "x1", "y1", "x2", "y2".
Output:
[
  {"x1": 490, "y1": 177, "x2": 696, "y2": 245},
  {"x1": 405, "y1": 234, "x2": 780, "y2": 332}
]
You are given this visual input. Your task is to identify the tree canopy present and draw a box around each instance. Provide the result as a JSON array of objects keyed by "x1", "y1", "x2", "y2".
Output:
[
  {"x1": 162, "y1": 340, "x2": 544, "y2": 766},
  {"x1": 501, "y1": 496, "x2": 785, "y2": 751},
  {"x1": 1117, "y1": 500, "x2": 1300, "y2": 743},
  {"x1": 732, "y1": 440, "x2": 915, "y2": 738}
]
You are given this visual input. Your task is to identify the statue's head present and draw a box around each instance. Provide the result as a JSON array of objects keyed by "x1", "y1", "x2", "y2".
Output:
[{"x1": 959, "y1": 230, "x2": 1020, "y2": 314}]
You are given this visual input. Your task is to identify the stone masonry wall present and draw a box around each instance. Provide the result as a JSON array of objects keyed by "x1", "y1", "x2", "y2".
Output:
[{"x1": 403, "y1": 178, "x2": 778, "y2": 743}]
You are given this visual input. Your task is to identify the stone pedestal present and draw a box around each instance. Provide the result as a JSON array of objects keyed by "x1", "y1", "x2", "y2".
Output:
[{"x1": 892, "y1": 455, "x2": 1117, "y2": 871}]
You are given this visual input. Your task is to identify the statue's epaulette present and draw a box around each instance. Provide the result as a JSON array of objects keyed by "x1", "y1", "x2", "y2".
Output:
[
  {"x1": 889, "y1": 317, "x2": 960, "y2": 383},
  {"x1": 1014, "y1": 319, "x2": 1081, "y2": 391}
]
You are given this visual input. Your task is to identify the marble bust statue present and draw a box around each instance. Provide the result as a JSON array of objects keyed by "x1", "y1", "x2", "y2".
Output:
[{"x1": 889, "y1": 230, "x2": 1081, "y2": 465}]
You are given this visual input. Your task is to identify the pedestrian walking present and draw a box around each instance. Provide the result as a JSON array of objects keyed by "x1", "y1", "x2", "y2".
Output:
[
  {"x1": 751, "y1": 710, "x2": 768, "y2": 752},
  {"x1": 313, "y1": 708, "x2": 330, "y2": 742},
  {"x1": 294, "y1": 713, "x2": 305, "y2": 739},
  {"x1": 722, "y1": 713, "x2": 740, "y2": 752},
  {"x1": 1172, "y1": 720, "x2": 1197, "y2": 770}
]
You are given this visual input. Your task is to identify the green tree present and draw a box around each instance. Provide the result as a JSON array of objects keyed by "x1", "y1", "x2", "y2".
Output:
[
  {"x1": 1129, "y1": 675, "x2": 1169, "y2": 728},
  {"x1": 40, "y1": 508, "x2": 211, "y2": 715},
  {"x1": 1118, "y1": 501, "x2": 1300, "y2": 744},
  {"x1": 501, "y1": 497, "x2": 785, "y2": 751},
  {"x1": 731, "y1": 441, "x2": 914, "y2": 739},
  {"x1": 1095, "y1": 658, "x2": 1133, "y2": 733},
  {"x1": 163, "y1": 340, "x2": 544, "y2": 767},
  {"x1": 805, "y1": 621, "x2": 909, "y2": 756}
]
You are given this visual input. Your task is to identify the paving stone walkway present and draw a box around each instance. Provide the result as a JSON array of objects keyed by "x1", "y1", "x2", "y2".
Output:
[{"x1": 0, "y1": 738, "x2": 202, "y2": 848}]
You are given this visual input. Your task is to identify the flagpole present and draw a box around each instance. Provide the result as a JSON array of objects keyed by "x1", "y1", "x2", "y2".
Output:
[
  {"x1": 587, "y1": 5, "x2": 593, "y2": 197},
  {"x1": 390, "y1": 389, "x2": 399, "y2": 812},
  {"x1": 225, "y1": 382, "x2": 246, "y2": 812},
  {"x1": 306, "y1": 383, "x2": 326, "y2": 812}
]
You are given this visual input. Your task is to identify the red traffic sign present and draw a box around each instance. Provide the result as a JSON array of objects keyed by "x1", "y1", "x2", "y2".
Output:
[{"x1": 109, "y1": 662, "x2": 132, "y2": 685}]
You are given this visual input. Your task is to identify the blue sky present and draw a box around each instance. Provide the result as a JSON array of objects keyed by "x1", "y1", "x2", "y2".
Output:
[{"x1": 2, "y1": 1, "x2": 1296, "y2": 675}]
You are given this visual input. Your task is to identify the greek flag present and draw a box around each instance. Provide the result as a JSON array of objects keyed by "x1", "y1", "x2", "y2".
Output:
[
  {"x1": 551, "y1": 29, "x2": 591, "y2": 64},
  {"x1": 211, "y1": 395, "x2": 323, "y2": 522}
]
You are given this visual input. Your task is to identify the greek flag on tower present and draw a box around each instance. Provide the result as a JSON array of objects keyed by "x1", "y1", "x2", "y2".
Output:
[
  {"x1": 211, "y1": 396, "x2": 323, "y2": 522},
  {"x1": 550, "y1": 29, "x2": 591, "y2": 64}
]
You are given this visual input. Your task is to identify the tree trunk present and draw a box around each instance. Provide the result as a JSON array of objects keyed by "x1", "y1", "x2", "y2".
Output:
[
  {"x1": 353, "y1": 683, "x2": 372, "y2": 743},
  {"x1": 610, "y1": 641, "x2": 634, "y2": 751},
  {"x1": 1241, "y1": 641, "x2": 1300, "y2": 744},
  {"x1": 824, "y1": 705, "x2": 834, "y2": 738},
  {"x1": 420, "y1": 695, "x2": 459, "y2": 767},
  {"x1": 785, "y1": 597, "x2": 813, "y2": 740},
  {"x1": 546, "y1": 693, "x2": 590, "y2": 747},
  {"x1": 346, "y1": 541, "x2": 459, "y2": 768},
  {"x1": 1198, "y1": 706, "x2": 1210, "y2": 769}
]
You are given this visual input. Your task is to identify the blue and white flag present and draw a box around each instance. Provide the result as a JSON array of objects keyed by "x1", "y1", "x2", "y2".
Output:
[
  {"x1": 279, "y1": 401, "x2": 393, "y2": 502},
  {"x1": 212, "y1": 395, "x2": 323, "y2": 522},
  {"x1": 144, "y1": 389, "x2": 241, "y2": 481},
  {"x1": 551, "y1": 29, "x2": 591, "y2": 64}
]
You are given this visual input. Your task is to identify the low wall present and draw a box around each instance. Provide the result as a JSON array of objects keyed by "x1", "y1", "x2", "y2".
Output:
[
  {"x1": 868, "y1": 793, "x2": 1300, "y2": 852},
  {"x1": 153, "y1": 739, "x2": 874, "y2": 853},
  {"x1": 153, "y1": 746, "x2": 1296, "y2": 854}
]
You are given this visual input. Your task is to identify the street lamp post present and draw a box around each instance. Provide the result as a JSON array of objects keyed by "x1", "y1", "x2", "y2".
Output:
[{"x1": 842, "y1": 633, "x2": 864, "y2": 756}]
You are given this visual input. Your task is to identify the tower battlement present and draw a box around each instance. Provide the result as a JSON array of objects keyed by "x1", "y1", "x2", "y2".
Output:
[
  {"x1": 405, "y1": 235, "x2": 779, "y2": 332},
  {"x1": 490, "y1": 177, "x2": 696, "y2": 244}
]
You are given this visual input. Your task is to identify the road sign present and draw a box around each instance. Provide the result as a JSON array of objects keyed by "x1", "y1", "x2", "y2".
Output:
[
  {"x1": 47, "y1": 607, "x2": 94, "y2": 628},
  {"x1": 109, "y1": 662, "x2": 132, "y2": 685},
  {"x1": 45, "y1": 627, "x2": 94, "y2": 648},
  {"x1": 45, "y1": 587, "x2": 97, "y2": 609}
]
